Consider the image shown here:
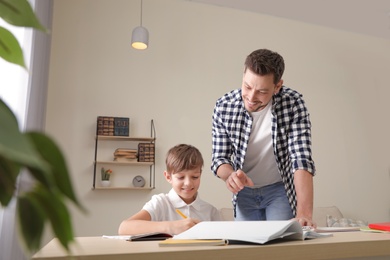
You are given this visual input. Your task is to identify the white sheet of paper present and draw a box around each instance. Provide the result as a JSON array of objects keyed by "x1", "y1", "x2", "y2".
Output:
[{"x1": 173, "y1": 220, "x2": 303, "y2": 244}]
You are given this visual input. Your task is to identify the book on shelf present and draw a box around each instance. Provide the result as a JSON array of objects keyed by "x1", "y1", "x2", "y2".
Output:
[
  {"x1": 97, "y1": 116, "x2": 114, "y2": 136},
  {"x1": 138, "y1": 143, "x2": 155, "y2": 162},
  {"x1": 113, "y1": 148, "x2": 138, "y2": 161},
  {"x1": 114, "y1": 157, "x2": 138, "y2": 162},
  {"x1": 96, "y1": 116, "x2": 129, "y2": 136},
  {"x1": 114, "y1": 117, "x2": 129, "y2": 136},
  {"x1": 114, "y1": 152, "x2": 137, "y2": 157},
  {"x1": 168, "y1": 220, "x2": 332, "y2": 245},
  {"x1": 115, "y1": 148, "x2": 138, "y2": 153}
]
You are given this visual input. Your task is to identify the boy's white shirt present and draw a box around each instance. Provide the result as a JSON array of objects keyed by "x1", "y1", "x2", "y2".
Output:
[{"x1": 143, "y1": 188, "x2": 221, "y2": 221}]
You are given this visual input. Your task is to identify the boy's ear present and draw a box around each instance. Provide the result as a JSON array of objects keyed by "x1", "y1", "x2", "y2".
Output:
[{"x1": 164, "y1": 171, "x2": 172, "y2": 183}]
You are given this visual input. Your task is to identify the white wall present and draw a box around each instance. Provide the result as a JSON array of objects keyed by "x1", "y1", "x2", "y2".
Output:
[{"x1": 44, "y1": 0, "x2": 390, "y2": 244}]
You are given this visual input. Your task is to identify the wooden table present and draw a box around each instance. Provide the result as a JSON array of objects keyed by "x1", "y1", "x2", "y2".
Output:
[{"x1": 32, "y1": 232, "x2": 390, "y2": 260}]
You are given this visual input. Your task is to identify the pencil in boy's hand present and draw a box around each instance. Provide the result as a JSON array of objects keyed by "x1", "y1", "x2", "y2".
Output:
[{"x1": 176, "y1": 209, "x2": 187, "y2": 219}]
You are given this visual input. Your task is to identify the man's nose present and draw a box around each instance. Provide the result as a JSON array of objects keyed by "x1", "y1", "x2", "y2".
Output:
[{"x1": 247, "y1": 90, "x2": 255, "y2": 100}]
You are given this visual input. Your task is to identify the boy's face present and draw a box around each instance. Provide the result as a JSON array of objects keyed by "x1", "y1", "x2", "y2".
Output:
[{"x1": 164, "y1": 168, "x2": 201, "y2": 204}]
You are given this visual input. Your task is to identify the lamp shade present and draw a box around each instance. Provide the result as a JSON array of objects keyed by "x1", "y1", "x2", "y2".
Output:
[{"x1": 131, "y1": 26, "x2": 149, "y2": 50}]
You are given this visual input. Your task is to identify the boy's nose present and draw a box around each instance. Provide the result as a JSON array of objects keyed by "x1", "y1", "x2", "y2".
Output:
[{"x1": 183, "y1": 177, "x2": 191, "y2": 185}]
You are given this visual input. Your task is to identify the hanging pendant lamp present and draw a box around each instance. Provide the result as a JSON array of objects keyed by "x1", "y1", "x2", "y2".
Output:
[{"x1": 131, "y1": 0, "x2": 149, "y2": 50}]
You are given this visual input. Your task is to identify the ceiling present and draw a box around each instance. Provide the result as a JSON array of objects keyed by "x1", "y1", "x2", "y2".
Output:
[{"x1": 189, "y1": 0, "x2": 390, "y2": 40}]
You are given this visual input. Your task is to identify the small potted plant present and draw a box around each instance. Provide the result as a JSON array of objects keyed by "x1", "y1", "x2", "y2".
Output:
[{"x1": 101, "y1": 167, "x2": 112, "y2": 187}]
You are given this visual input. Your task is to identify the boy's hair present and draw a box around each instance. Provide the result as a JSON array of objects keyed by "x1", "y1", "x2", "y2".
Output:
[
  {"x1": 244, "y1": 48, "x2": 285, "y2": 84},
  {"x1": 165, "y1": 144, "x2": 203, "y2": 174}
]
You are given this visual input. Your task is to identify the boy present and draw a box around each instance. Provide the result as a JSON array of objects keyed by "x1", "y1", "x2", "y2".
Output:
[{"x1": 118, "y1": 144, "x2": 221, "y2": 235}]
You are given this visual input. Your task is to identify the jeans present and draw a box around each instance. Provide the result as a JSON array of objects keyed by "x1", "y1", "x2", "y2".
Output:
[{"x1": 235, "y1": 181, "x2": 294, "y2": 221}]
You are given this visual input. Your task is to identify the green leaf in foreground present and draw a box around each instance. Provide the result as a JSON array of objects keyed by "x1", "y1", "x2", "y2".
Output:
[
  {"x1": 17, "y1": 194, "x2": 46, "y2": 252},
  {"x1": 0, "y1": 155, "x2": 20, "y2": 205},
  {"x1": 0, "y1": 99, "x2": 51, "y2": 187},
  {"x1": 0, "y1": 0, "x2": 46, "y2": 31},
  {"x1": 26, "y1": 132, "x2": 85, "y2": 212},
  {"x1": 18, "y1": 186, "x2": 77, "y2": 253},
  {"x1": 0, "y1": 26, "x2": 26, "y2": 68}
]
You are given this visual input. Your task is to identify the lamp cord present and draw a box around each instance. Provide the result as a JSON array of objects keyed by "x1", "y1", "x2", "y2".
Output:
[{"x1": 140, "y1": 0, "x2": 143, "y2": 26}]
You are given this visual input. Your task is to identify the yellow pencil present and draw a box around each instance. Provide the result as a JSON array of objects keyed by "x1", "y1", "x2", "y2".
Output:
[{"x1": 175, "y1": 209, "x2": 187, "y2": 219}]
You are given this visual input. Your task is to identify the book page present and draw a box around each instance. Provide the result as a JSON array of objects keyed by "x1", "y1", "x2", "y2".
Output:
[{"x1": 173, "y1": 220, "x2": 302, "y2": 244}]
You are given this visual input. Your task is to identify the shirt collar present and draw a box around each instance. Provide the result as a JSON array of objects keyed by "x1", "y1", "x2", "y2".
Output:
[{"x1": 167, "y1": 188, "x2": 202, "y2": 211}]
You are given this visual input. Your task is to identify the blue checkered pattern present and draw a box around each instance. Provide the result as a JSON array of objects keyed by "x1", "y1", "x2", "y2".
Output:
[{"x1": 211, "y1": 87, "x2": 316, "y2": 216}]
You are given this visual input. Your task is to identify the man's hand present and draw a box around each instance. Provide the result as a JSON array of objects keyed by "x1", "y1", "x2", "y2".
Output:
[
  {"x1": 225, "y1": 170, "x2": 254, "y2": 194},
  {"x1": 292, "y1": 216, "x2": 317, "y2": 228}
]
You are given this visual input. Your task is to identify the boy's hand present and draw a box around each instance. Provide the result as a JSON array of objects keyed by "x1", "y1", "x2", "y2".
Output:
[
  {"x1": 169, "y1": 218, "x2": 200, "y2": 235},
  {"x1": 226, "y1": 170, "x2": 254, "y2": 194}
]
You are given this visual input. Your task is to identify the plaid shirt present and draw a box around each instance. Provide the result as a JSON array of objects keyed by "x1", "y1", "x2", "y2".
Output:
[{"x1": 211, "y1": 86, "x2": 316, "y2": 216}]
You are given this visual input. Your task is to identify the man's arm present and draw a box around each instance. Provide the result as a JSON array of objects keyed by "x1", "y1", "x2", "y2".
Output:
[
  {"x1": 293, "y1": 169, "x2": 315, "y2": 227},
  {"x1": 216, "y1": 164, "x2": 234, "y2": 181}
]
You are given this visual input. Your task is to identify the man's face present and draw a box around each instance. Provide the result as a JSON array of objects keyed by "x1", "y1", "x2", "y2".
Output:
[{"x1": 241, "y1": 69, "x2": 283, "y2": 112}]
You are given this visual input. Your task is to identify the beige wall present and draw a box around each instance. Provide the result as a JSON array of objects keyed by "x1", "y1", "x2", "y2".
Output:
[{"x1": 45, "y1": 0, "x2": 390, "y2": 243}]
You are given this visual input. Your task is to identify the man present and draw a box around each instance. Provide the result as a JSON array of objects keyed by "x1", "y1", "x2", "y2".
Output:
[{"x1": 211, "y1": 48, "x2": 316, "y2": 227}]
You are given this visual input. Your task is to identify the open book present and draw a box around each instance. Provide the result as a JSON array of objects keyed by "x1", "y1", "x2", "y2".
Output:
[{"x1": 170, "y1": 220, "x2": 331, "y2": 245}]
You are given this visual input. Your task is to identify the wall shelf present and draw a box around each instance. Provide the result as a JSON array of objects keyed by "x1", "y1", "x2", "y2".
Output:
[{"x1": 92, "y1": 119, "x2": 156, "y2": 190}]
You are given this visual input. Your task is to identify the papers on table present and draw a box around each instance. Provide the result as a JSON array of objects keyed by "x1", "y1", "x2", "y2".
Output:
[{"x1": 314, "y1": 226, "x2": 361, "y2": 232}]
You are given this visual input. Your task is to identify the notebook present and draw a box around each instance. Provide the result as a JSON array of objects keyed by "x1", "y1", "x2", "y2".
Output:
[
  {"x1": 368, "y1": 222, "x2": 390, "y2": 232},
  {"x1": 102, "y1": 232, "x2": 172, "y2": 241}
]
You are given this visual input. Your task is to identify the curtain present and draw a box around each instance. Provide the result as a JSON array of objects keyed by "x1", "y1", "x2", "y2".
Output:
[{"x1": 0, "y1": 1, "x2": 53, "y2": 259}]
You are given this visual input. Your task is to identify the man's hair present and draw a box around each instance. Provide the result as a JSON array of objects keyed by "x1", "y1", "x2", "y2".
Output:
[
  {"x1": 165, "y1": 144, "x2": 203, "y2": 174},
  {"x1": 244, "y1": 49, "x2": 285, "y2": 84}
]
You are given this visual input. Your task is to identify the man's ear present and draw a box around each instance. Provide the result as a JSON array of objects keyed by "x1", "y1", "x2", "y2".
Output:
[
  {"x1": 164, "y1": 171, "x2": 172, "y2": 183},
  {"x1": 274, "y1": 79, "x2": 283, "y2": 94}
]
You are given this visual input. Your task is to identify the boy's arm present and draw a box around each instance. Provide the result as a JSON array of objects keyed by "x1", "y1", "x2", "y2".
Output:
[{"x1": 118, "y1": 209, "x2": 199, "y2": 235}]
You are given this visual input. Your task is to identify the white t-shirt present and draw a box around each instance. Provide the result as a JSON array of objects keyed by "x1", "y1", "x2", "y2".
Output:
[
  {"x1": 142, "y1": 189, "x2": 221, "y2": 221},
  {"x1": 243, "y1": 101, "x2": 281, "y2": 187}
]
